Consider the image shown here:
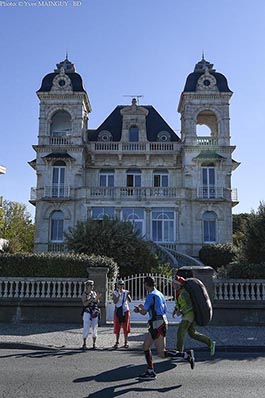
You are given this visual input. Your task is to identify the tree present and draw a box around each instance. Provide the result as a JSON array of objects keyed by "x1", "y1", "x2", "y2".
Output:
[
  {"x1": 0, "y1": 200, "x2": 34, "y2": 253},
  {"x1": 232, "y1": 213, "x2": 250, "y2": 247},
  {"x1": 65, "y1": 217, "x2": 158, "y2": 276},
  {"x1": 240, "y1": 201, "x2": 265, "y2": 264}
]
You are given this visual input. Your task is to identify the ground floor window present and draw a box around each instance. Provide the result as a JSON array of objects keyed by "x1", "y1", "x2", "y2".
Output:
[
  {"x1": 151, "y1": 209, "x2": 175, "y2": 243},
  {"x1": 121, "y1": 208, "x2": 145, "y2": 236},
  {"x1": 92, "y1": 207, "x2": 115, "y2": 220},
  {"x1": 50, "y1": 210, "x2": 64, "y2": 241},
  {"x1": 203, "y1": 211, "x2": 217, "y2": 242}
]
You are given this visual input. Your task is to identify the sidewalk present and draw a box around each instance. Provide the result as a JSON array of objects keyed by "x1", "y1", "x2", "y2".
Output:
[{"x1": 1, "y1": 322, "x2": 264, "y2": 352}]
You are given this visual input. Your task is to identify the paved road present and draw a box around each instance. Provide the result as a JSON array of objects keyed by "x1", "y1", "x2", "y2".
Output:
[{"x1": 0, "y1": 347, "x2": 264, "y2": 398}]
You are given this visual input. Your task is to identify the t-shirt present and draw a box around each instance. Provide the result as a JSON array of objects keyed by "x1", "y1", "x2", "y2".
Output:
[
  {"x1": 143, "y1": 288, "x2": 167, "y2": 320},
  {"x1": 113, "y1": 289, "x2": 130, "y2": 312}
]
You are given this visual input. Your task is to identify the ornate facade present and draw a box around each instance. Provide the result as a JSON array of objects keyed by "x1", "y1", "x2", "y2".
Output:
[{"x1": 29, "y1": 57, "x2": 239, "y2": 258}]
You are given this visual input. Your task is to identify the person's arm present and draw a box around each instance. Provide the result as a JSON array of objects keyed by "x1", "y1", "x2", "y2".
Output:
[
  {"x1": 133, "y1": 303, "x2": 147, "y2": 315},
  {"x1": 82, "y1": 292, "x2": 93, "y2": 306},
  {"x1": 112, "y1": 290, "x2": 120, "y2": 304},
  {"x1": 127, "y1": 291, "x2": 132, "y2": 303}
]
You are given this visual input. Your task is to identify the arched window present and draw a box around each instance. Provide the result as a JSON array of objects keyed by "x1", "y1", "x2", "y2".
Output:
[
  {"x1": 52, "y1": 161, "x2": 66, "y2": 197},
  {"x1": 129, "y1": 125, "x2": 139, "y2": 142},
  {"x1": 50, "y1": 111, "x2": 71, "y2": 137},
  {"x1": 203, "y1": 211, "x2": 217, "y2": 243},
  {"x1": 50, "y1": 210, "x2": 64, "y2": 242},
  {"x1": 196, "y1": 110, "x2": 218, "y2": 137},
  {"x1": 152, "y1": 208, "x2": 175, "y2": 243},
  {"x1": 122, "y1": 208, "x2": 145, "y2": 236},
  {"x1": 92, "y1": 207, "x2": 115, "y2": 219}
]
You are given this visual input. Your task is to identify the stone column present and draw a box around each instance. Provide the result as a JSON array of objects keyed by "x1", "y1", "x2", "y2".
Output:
[
  {"x1": 177, "y1": 265, "x2": 214, "y2": 301},
  {"x1": 86, "y1": 267, "x2": 109, "y2": 324}
]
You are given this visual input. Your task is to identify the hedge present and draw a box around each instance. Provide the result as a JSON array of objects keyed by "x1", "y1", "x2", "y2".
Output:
[
  {"x1": 0, "y1": 252, "x2": 118, "y2": 279},
  {"x1": 223, "y1": 262, "x2": 265, "y2": 279}
]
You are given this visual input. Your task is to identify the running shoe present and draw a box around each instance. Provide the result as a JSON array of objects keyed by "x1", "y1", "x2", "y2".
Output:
[
  {"x1": 138, "y1": 370, "x2": 157, "y2": 380},
  {"x1": 210, "y1": 341, "x2": 216, "y2": 356},
  {"x1": 187, "y1": 349, "x2": 195, "y2": 369}
]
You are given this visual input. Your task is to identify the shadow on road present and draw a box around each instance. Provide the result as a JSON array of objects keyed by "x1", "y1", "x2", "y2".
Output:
[{"x1": 74, "y1": 361, "x2": 181, "y2": 398}]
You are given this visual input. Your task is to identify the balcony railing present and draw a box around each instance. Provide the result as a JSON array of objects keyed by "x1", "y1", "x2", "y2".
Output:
[
  {"x1": 44, "y1": 185, "x2": 71, "y2": 199},
  {"x1": 197, "y1": 186, "x2": 224, "y2": 199},
  {"x1": 231, "y1": 188, "x2": 238, "y2": 202},
  {"x1": 197, "y1": 186, "x2": 238, "y2": 202},
  {"x1": 214, "y1": 279, "x2": 265, "y2": 301},
  {"x1": 0, "y1": 277, "x2": 85, "y2": 299},
  {"x1": 87, "y1": 141, "x2": 179, "y2": 153},
  {"x1": 87, "y1": 186, "x2": 178, "y2": 201},
  {"x1": 48, "y1": 243, "x2": 68, "y2": 253},
  {"x1": 49, "y1": 136, "x2": 72, "y2": 145},
  {"x1": 196, "y1": 136, "x2": 218, "y2": 146}
]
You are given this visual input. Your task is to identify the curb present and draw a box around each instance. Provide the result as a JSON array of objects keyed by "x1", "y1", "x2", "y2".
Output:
[{"x1": 1, "y1": 342, "x2": 265, "y2": 353}]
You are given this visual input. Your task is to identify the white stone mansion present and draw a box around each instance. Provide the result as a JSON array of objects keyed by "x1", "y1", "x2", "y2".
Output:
[{"x1": 29, "y1": 57, "x2": 239, "y2": 261}]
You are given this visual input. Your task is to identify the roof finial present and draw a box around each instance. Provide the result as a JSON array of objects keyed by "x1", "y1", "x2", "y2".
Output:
[
  {"x1": 202, "y1": 49, "x2": 205, "y2": 60},
  {"x1": 66, "y1": 50, "x2": 68, "y2": 60}
]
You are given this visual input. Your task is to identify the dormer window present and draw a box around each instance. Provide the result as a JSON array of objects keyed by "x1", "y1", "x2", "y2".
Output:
[
  {"x1": 157, "y1": 131, "x2": 171, "y2": 142},
  {"x1": 129, "y1": 125, "x2": 139, "y2": 142},
  {"x1": 98, "y1": 130, "x2": 113, "y2": 142}
]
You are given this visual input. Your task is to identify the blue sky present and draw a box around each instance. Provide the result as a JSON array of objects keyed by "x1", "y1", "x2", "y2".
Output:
[{"x1": 0, "y1": 0, "x2": 264, "y2": 219}]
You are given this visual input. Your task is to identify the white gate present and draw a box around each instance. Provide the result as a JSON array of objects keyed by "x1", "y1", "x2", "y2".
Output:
[{"x1": 107, "y1": 273, "x2": 180, "y2": 323}]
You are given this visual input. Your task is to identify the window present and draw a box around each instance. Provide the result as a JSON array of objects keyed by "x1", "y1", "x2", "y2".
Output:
[
  {"x1": 126, "y1": 169, "x2": 141, "y2": 187},
  {"x1": 151, "y1": 209, "x2": 175, "y2": 243},
  {"x1": 203, "y1": 211, "x2": 217, "y2": 243},
  {"x1": 129, "y1": 125, "x2": 139, "y2": 142},
  {"x1": 202, "y1": 163, "x2": 215, "y2": 198},
  {"x1": 92, "y1": 207, "x2": 115, "y2": 219},
  {"x1": 50, "y1": 111, "x2": 71, "y2": 136},
  {"x1": 50, "y1": 211, "x2": 64, "y2": 241},
  {"x1": 153, "y1": 169, "x2": 168, "y2": 187},
  {"x1": 52, "y1": 161, "x2": 66, "y2": 197},
  {"x1": 98, "y1": 130, "x2": 113, "y2": 142},
  {"x1": 99, "y1": 169, "x2": 114, "y2": 187},
  {"x1": 122, "y1": 208, "x2": 145, "y2": 236},
  {"x1": 157, "y1": 131, "x2": 171, "y2": 142}
]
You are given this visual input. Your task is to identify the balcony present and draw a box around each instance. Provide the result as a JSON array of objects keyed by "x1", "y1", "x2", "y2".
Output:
[
  {"x1": 37, "y1": 136, "x2": 72, "y2": 146},
  {"x1": 197, "y1": 186, "x2": 224, "y2": 199},
  {"x1": 87, "y1": 141, "x2": 180, "y2": 153},
  {"x1": 196, "y1": 136, "x2": 218, "y2": 146},
  {"x1": 87, "y1": 186, "x2": 178, "y2": 201},
  {"x1": 197, "y1": 186, "x2": 239, "y2": 203},
  {"x1": 30, "y1": 186, "x2": 71, "y2": 201}
]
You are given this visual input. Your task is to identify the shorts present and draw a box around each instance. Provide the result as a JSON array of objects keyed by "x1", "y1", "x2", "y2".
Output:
[{"x1": 148, "y1": 319, "x2": 167, "y2": 340}]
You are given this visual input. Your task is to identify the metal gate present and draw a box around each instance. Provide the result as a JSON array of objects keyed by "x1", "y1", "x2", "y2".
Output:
[{"x1": 107, "y1": 273, "x2": 179, "y2": 323}]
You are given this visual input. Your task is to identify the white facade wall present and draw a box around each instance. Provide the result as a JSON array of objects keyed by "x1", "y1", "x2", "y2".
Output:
[{"x1": 30, "y1": 58, "x2": 239, "y2": 258}]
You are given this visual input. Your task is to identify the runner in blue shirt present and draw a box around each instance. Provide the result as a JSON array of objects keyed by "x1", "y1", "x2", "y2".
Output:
[{"x1": 134, "y1": 276, "x2": 195, "y2": 380}]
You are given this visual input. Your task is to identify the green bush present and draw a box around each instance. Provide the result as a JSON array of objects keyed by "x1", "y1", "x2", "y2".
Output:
[
  {"x1": 199, "y1": 243, "x2": 237, "y2": 270},
  {"x1": 222, "y1": 262, "x2": 265, "y2": 279},
  {"x1": 0, "y1": 252, "x2": 118, "y2": 279}
]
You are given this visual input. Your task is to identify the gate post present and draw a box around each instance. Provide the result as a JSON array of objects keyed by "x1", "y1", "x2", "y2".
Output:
[
  {"x1": 177, "y1": 266, "x2": 214, "y2": 302},
  {"x1": 86, "y1": 267, "x2": 109, "y2": 324}
]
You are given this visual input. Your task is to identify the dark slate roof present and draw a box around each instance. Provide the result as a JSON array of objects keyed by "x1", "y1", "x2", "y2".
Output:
[
  {"x1": 87, "y1": 105, "x2": 180, "y2": 142},
  {"x1": 183, "y1": 58, "x2": 232, "y2": 93},
  {"x1": 37, "y1": 72, "x2": 86, "y2": 93},
  {"x1": 37, "y1": 58, "x2": 86, "y2": 93}
]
